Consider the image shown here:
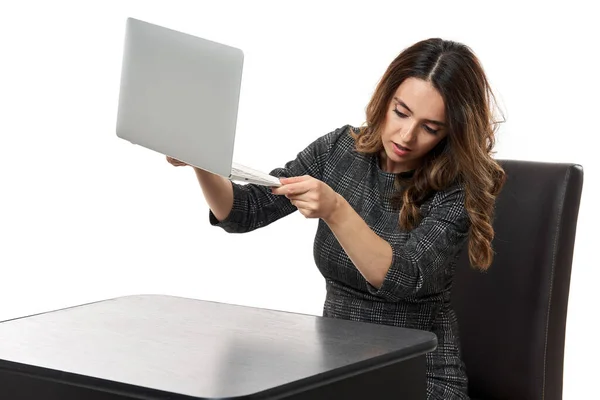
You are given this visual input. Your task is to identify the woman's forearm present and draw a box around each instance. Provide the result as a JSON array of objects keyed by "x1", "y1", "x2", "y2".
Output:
[
  {"x1": 193, "y1": 167, "x2": 234, "y2": 221},
  {"x1": 324, "y1": 196, "x2": 392, "y2": 288}
]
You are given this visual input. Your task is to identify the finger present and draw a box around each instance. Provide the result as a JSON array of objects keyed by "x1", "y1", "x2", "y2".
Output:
[
  {"x1": 291, "y1": 200, "x2": 317, "y2": 218},
  {"x1": 286, "y1": 192, "x2": 314, "y2": 202},
  {"x1": 285, "y1": 180, "x2": 315, "y2": 196},
  {"x1": 271, "y1": 186, "x2": 287, "y2": 195},
  {"x1": 289, "y1": 198, "x2": 312, "y2": 209},
  {"x1": 171, "y1": 160, "x2": 188, "y2": 167},
  {"x1": 279, "y1": 175, "x2": 311, "y2": 185},
  {"x1": 271, "y1": 181, "x2": 310, "y2": 196}
]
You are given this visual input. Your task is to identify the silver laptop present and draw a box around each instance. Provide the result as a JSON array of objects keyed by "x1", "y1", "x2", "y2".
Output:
[{"x1": 116, "y1": 17, "x2": 280, "y2": 187}]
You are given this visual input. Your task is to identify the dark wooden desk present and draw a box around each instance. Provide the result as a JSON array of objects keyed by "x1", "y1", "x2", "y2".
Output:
[{"x1": 0, "y1": 295, "x2": 436, "y2": 399}]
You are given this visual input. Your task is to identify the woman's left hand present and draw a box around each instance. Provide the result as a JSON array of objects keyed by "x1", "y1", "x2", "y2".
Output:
[{"x1": 271, "y1": 176, "x2": 341, "y2": 221}]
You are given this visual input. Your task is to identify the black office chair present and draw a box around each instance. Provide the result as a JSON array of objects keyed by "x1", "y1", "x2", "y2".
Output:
[{"x1": 451, "y1": 160, "x2": 584, "y2": 400}]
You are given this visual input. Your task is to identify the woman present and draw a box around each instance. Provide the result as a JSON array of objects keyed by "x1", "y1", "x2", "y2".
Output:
[{"x1": 168, "y1": 38, "x2": 505, "y2": 399}]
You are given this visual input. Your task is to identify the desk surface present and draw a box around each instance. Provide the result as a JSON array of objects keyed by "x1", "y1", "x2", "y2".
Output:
[{"x1": 0, "y1": 294, "x2": 436, "y2": 399}]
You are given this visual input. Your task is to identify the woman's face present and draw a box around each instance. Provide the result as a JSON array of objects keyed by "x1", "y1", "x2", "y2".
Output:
[{"x1": 380, "y1": 77, "x2": 448, "y2": 173}]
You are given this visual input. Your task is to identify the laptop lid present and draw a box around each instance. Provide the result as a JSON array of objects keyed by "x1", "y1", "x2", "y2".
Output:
[{"x1": 116, "y1": 18, "x2": 243, "y2": 177}]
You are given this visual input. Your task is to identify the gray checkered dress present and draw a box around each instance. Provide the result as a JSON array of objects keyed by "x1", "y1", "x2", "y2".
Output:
[{"x1": 210, "y1": 125, "x2": 470, "y2": 399}]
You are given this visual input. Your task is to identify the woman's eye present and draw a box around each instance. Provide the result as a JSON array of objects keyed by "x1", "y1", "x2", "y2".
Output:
[
  {"x1": 423, "y1": 125, "x2": 439, "y2": 135},
  {"x1": 393, "y1": 109, "x2": 407, "y2": 118}
]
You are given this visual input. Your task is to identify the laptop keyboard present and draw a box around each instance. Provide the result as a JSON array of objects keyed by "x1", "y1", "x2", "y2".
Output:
[{"x1": 231, "y1": 162, "x2": 280, "y2": 185}]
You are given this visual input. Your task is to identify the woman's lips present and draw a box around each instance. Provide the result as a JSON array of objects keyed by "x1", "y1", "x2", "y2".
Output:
[{"x1": 392, "y1": 142, "x2": 411, "y2": 156}]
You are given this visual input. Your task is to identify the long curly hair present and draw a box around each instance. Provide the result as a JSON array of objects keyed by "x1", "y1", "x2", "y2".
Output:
[{"x1": 353, "y1": 38, "x2": 506, "y2": 271}]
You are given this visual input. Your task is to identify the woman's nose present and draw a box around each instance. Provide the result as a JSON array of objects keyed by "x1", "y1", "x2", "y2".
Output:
[{"x1": 400, "y1": 122, "x2": 418, "y2": 143}]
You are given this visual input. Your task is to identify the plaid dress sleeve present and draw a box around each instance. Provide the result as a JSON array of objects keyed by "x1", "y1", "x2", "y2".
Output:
[
  {"x1": 209, "y1": 126, "x2": 346, "y2": 233},
  {"x1": 366, "y1": 184, "x2": 470, "y2": 301}
]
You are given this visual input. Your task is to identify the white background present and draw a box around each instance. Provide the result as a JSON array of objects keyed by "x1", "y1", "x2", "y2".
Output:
[{"x1": 1, "y1": 0, "x2": 597, "y2": 397}]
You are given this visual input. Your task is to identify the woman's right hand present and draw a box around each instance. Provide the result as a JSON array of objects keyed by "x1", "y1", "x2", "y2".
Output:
[
  {"x1": 165, "y1": 155, "x2": 233, "y2": 221},
  {"x1": 166, "y1": 156, "x2": 188, "y2": 167}
]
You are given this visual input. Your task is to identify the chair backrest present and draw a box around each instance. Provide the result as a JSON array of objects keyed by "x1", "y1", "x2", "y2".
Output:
[{"x1": 451, "y1": 159, "x2": 584, "y2": 400}]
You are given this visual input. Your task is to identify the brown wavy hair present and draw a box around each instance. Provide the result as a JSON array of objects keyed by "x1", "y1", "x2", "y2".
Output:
[{"x1": 353, "y1": 38, "x2": 506, "y2": 271}]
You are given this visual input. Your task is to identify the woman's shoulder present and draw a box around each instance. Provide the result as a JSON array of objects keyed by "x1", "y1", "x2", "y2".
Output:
[
  {"x1": 299, "y1": 124, "x2": 358, "y2": 160},
  {"x1": 416, "y1": 177, "x2": 464, "y2": 205},
  {"x1": 423, "y1": 182, "x2": 466, "y2": 209},
  {"x1": 434, "y1": 181, "x2": 466, "y2": 201},
  {"x1": 316, "y1": 124, "x2": 358, "y2": 148},
  {"x1": 420, "y1": 181, "x2": 468, "y2": 226}
]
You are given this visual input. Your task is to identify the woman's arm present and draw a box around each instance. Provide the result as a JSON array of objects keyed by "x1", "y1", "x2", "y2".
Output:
[
  {"x1": 178, "y1": 126, "x2": 347, "y2": 233},
  {"x1": 275, "y1": 177, "x2": 469, "y2": 300},
  {"x1": 193, "y1": 167, "x2": 234, "y2": 222},
  {"x1": 323, "y1": 195, "x2": 393, "y2": 289},
  {"x1": 328, "y1": 185, "x2": 469, "y2": 300}
]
